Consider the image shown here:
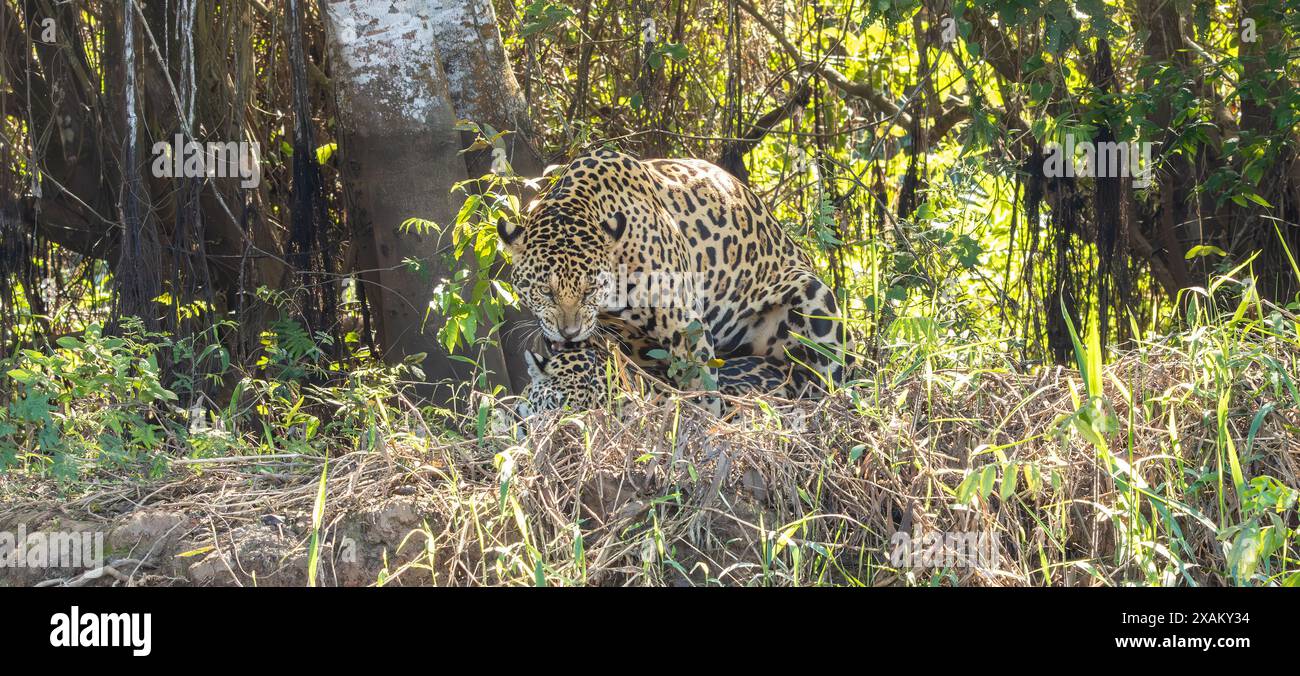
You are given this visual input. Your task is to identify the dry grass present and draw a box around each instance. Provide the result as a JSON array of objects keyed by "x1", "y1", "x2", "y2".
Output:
[{"x1": 4, "y1": 335, "x2": 1295, "y2": 587}]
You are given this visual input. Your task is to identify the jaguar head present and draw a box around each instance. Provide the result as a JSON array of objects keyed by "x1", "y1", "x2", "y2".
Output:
[
  {"x1": 498, "y1": 207, "x2": 626, "y2": 345},
  {"x1": 517, "y1": 345, "x2": 607, "y2": 415}
]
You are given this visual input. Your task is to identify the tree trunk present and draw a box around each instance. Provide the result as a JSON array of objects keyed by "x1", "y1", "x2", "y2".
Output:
[
  {"x1": 427, "y1": 0, "x2": 545, "y2": 394},
  {"x1": 1135, "y1": 0, "x2": 1194, "y2": 291},
  {"x1": 321, "y1": 0, "x2": 493, "y2": 404}
]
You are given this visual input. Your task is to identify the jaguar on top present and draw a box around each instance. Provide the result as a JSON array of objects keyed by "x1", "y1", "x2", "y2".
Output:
[{"x1": 498, "y1": 148, "x2": 844, "y2": 391}]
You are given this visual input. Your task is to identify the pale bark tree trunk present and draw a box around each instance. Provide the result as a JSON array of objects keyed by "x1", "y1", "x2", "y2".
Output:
[
  {"x1": 321, "y1": 0, "x2": 505, "y2": 404},
  {"x1": 427, "y1": 0, "x2": 544, "y2": 394}
]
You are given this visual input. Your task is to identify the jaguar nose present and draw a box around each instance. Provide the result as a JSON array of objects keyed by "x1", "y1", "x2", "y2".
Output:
[{"x1": 561, "y1": 325, "x2": 583, "y2": 341}]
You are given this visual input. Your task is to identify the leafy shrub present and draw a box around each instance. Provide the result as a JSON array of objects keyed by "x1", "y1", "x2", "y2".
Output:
[{"x1": 1, "y1": 320, "x2": 177, "y2": 479}]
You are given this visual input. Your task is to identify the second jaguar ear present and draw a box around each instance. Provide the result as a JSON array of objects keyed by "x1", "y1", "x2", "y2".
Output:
[
  {"x1": 497, "y1": 217, "x2": 525, "y2": 258},
  {"x1": 524, "y1": 349, "x2": 549, "y2": 379}
]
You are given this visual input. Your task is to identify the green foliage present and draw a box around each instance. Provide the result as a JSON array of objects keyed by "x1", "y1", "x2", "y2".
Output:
[
  {"x1": 518, "y1": 0, "x2": 576, "y2": 38},
  {"x1": 0, "y1": 316, "x2": 430, "y2": 481},
  {"x1": 404, "y1": 120, "x2": 524, "y2": 363},
  {"x1": 1, "y1": 321, "x2": 176, "y2": 479},
  {"x1": 646, "y1": 320, "x2": 720, "y2": 391}
]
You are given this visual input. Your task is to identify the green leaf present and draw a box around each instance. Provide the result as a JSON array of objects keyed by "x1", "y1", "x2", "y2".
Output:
[
  {"x1": 307, "y1": 460, "x2": 329, "y2": 588},
  {"x1": 1227, "y1": 520, "x2": 1260, "y2": 581},
  {"x1": 999, "y1": 463, "x2": 1019, "y2": 500},
  {"x1": 1244, "y1": 192, "x2": 1273, "y2": 208},
  {"x1": 979, "y1": 465, "x2": 997, "y2": 498},
  {"x1": 1185, "y1": 244, "x2": 1227, "y2": 259},
  {"x1": 659, "y1": 42, "x2": 688, "y2": 62},
  {"x1": 400, "y1": 217, "x2": 439, "y2": 235},
  {"x1": 956, "y1": 471, "x2": 978, "y2": 504},
  {"x1": 315, "y1": 142, "x2": 337, "y2": 166}
]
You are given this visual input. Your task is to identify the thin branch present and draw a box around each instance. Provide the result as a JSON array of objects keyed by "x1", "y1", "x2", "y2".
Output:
[
  {"x1": 735, "y1": 0, "x2": 909, "y2": 124},
  {"x1": 719, "y1": 80, "x2": 812, "y2": 182}
]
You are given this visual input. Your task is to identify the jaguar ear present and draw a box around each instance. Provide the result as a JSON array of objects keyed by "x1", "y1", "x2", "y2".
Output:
[
  {"x1": 601, "y1": 211, "x2": 627, "y2": 241},
  {"x1": 524, "y1": 349, "x2": 548, "y2": 379},
  {"x1": 497, "y1": 217, "x2": 525, "y2": 257}
]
